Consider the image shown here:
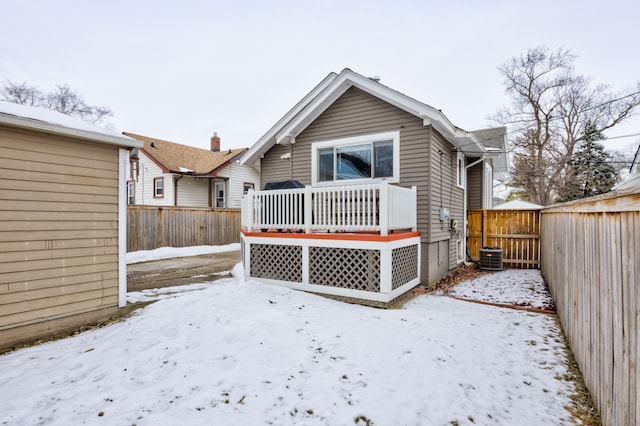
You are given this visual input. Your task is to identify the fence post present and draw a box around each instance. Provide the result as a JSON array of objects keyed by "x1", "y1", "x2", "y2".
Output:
[
  {"x1": 379, "y1": 181, "x2": 389, "y2": 236},
  {"x1": 304, "y1": 185, "x2": 312, "y2": 234}
]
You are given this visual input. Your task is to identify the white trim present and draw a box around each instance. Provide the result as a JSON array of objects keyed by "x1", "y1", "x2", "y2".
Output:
[
  {"x1": 456, "y1": 152, "x2": 465, "y2": 189},
  {"x1": 118, "y1": 149, "x2": 127, "y2": 308},
  {"x1": 240, "y1": 72, "x2": 339, "y2": 165},
  {"x1": 0, "y1": 111, "x2": 142, "y2": 149},
  {"x1": 241, "y1": 68, "x2": 487, "y2": 165},
  {"x1": 483, "y1": 162, "x2": 493, "y2": 209},
  {"x1": 310, "y1": 131, "x2": 400, "y2": 186}
]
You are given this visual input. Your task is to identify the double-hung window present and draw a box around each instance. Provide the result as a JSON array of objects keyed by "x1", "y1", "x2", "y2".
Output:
[
  {"x1": 127, "y1": 181, "x2": 135, "y2": 205},
  {"x1": 312, "y1": 131, "x2": 400, "y2": 185},
  {"x1": 154, "y1": 177, "x2": 164, "y2": 198}
]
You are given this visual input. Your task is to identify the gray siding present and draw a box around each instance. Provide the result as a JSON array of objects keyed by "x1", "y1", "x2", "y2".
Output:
[
  {"x1": 467, "y1": 162, "x2": 483, "y2": 209},
  {"x1": 295, "y1": 87, "x2": 437, "y2": 244},
  {"x1": 261, "y1": 143, "x2": 292, "y2": 188},
  {"x1": 259, "y1": 86, "x2": 464, "y2": 282}
]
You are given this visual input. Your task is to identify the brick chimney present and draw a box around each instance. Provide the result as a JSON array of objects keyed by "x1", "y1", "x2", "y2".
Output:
[{"x1": 211, "y1": 132, "x2": 221, "y2": 152}]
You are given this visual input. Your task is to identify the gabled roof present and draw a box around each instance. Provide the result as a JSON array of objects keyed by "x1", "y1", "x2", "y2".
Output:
[
  {"x1": 471, "y1": 126, "x2": 509, "y2": 180},
  {"x1": 124, "y1": 132, "x2": 247, "y2": 176},
  {"x1": 0, "y1": 100, "x2": 141, "y2": 148},
  {"x1": 241, "y1": 68, "x2": 488, "y2": 165}
]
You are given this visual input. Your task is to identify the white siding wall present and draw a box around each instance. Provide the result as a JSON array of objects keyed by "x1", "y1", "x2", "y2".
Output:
[
  {"x1": 217, "y1": 162, "x2": 260, "y2": 208},
  {"x1": 176, "y1": 177, "x2": 210, "y2": 207},
  {"x1": 126, "y1": 152, "x2": 174, "y2": 206}
]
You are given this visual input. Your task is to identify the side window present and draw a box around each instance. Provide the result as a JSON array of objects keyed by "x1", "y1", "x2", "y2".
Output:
[
  {"x1": 456, "y1": 152, "x2": 465, "y2": 188},
  {"x1": 154, "y1": 177, "x2": 164, "y2": 198},
  {"x1": 127, "y1": 181, "x2": 135, "y2": 205},
  {"x1": 243, "y1": 182, "x2": 255, "y2": 194}
]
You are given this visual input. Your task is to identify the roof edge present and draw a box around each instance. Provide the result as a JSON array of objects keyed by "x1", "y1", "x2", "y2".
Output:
[
  {"x1": 240, "y1": 72, "x2": 339, "y2": 165},
  {"x1": 0, "y1": 112, "x2": 141, "y2": 148}
]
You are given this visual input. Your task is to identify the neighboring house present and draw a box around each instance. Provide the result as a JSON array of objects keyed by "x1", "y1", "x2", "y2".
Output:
[
  {"x1": 0, "y1": 101, "x2": 142, "y2": 349},
  {"x1": 239, "y1": 68, "x2": 508, "y2": 304},
  {"x1": 614, "y1": 143, "x2": 640, "y2": 193},
  {"x1": 493, "y1": 200, "x2": 543, "y2": 210},
  {"x1": 123, "y1": 132, "x2": 259, "y2": 208},
  {"x1": 468, "y1": 127, "x2": 508, "y2": 209}
]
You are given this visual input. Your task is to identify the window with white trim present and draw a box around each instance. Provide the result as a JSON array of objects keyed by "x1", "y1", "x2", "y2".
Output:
[
  {"x1": 154, "y1": 177, "x2": 164, "y2": 198},
  {"x1": 311, "y1": 131, "x2": 400, "y2": 185},
  {"x1": 456, "y1": 152, "x2": 465, "y2": 188},
  {"x1": 127, "y1": 180, "x2": 135, "y2": 205}
]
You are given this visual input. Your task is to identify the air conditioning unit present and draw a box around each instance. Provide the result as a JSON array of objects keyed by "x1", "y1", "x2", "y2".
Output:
[{"x1": 479, "y1": 247, "x2": 503, "y2": 271}]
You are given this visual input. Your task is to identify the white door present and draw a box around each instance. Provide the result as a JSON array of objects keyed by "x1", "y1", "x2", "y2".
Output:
[{"x1": 214, "y1": 181, "x2": 226, "y2": 207}]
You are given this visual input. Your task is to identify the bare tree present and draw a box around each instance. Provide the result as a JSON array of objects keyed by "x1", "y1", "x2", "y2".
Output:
[
  {"x1": 1, "y1": 80, "x2": 44, "y2": 106},
  {"x1": 493, "y1": 46, "x2": 640, "y2": 205},
  {"x1": 1, "y1": 80, "x2": 113, "y2": 125}
]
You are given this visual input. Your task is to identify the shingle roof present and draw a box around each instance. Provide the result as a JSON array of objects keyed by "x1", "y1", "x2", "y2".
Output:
[
  {"x1": 471, "y1": 127, "x2": 506, "y2": 149},
  {"x1": 124, "y1": 132, "x2": 247, "y2": 175}
]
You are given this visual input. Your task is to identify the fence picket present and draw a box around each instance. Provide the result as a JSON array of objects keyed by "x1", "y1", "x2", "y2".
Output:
[{"x1": 127, "y1": 206, "x2": 240, "y2": 252}]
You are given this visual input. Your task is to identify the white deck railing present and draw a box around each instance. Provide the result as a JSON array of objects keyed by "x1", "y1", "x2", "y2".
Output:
[{"x1": 242, "y1": 182, "x2": 417, "y2": 236}]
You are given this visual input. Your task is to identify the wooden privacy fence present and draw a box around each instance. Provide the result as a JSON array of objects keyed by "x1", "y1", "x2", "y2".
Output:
[
  {"x1": 467, "y1": 209, "x2": 541, "y2": 268},
  {"x1": 541, "y1": 192, "x2": 640, "y2": 426},
  {"x1": 127, "y1": 206, "x2": 241, "y2": 252}
]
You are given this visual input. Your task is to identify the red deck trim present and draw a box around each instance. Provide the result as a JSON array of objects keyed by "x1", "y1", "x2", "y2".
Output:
[{"x1": 241, "y1": 230, "x2": 420, "y2": 242}]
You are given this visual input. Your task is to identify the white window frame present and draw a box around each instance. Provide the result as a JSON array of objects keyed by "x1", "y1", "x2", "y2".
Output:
[
  {"x1": 127, "y1": 180, "x2": 135, "y2": 205},
  {"x1": 214, "y1": 181, "x2": 226, "y2": 208},
  {"x1": 154, "y1": 177, "x2": 164, "y2": 198},
  {"x1": 483, "y1": 162, "x2": 493, "y2": 209},
  {"x1": 456, "y1": 152, "x2": 465, "y2": 189},
  {"x1": 311, "y1": 131, "x2": 400, "y2": 186}
]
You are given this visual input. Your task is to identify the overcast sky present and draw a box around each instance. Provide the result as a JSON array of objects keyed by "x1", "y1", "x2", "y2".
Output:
[{"x1": 2, "y1": 0, "x2": 639, "y2": 153}]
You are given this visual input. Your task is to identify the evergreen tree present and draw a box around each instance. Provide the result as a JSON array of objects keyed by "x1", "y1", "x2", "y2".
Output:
[{"x1": 557, "y1": 123, "x2": 618, "y2": 201}]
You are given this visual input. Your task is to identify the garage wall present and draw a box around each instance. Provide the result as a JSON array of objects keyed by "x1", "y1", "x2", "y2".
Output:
[{"x1": 0, "y1": 126, "x2": 122, "y2": 348}]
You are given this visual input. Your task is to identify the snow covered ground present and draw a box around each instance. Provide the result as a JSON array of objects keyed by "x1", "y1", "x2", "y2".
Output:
[
  {"x1": 0, "y1": 246, "x2": 583, "y2": 425},
  {"x1": 125, "y1": 243, "x2": 240, "y2": 264},
  {"x1": 445, "y1": 269, "x2": 556, "y2": 311}
]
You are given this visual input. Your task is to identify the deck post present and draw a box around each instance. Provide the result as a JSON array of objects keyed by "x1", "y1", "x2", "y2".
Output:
[
  {"x1": 245, "y1": 188, "x2": 254, "y2": 232},
  {"x1": 411, "y1": 186, "x2": 417, "y2": 232},
  {"x1": 379, "y1": 181, "x2": 389, "y2": 236},
  {"x1": 304, "y1": 185, "x2": 312, "y2": 234}
]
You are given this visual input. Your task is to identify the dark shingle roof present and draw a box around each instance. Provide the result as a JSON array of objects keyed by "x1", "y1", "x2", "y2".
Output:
[{"x1": 471, "y1": 127, "x2": 506, "y2": 149}]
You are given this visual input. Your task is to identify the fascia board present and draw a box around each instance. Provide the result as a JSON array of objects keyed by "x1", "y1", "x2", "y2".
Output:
[
  {"x1": 240, "y1": 72, "x2": 338, "y2": 165},
  {"x1": 276, "y1": 68, "x2": 460, "y2": 144},
  {"x1": 0, "y1": 113, "x2": 142, "y2": 148},
  {"x1": 139, "y1": 149, "x2": 169, "y2": 174}
]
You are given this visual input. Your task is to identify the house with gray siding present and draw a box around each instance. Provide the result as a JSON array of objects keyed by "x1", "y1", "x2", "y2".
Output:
[{"x1": 239, "y1": 69, "x2": 507, "y2": 304}]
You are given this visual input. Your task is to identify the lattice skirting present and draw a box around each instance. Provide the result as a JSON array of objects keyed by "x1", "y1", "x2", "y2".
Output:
[
  {"x1": 250, "y1": 244, "x2": 302, "y2": 282},
  {"x1": 392, "y1": 244, "x2": 419, "y2": 290},
  {"x1": 309, "y1": 247, "x2": 380, "y2": 292},
  {"x1": 242, "y1": 234, "x2": 420, "y2": 304}
]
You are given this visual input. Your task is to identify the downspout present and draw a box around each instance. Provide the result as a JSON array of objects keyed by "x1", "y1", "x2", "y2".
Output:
[
  {"x1": 174, "y1": 174, "x2": 183, "y2": 206},
  {"x1": 464, "y1": 155, "x2": 486, "y2": 264}
]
